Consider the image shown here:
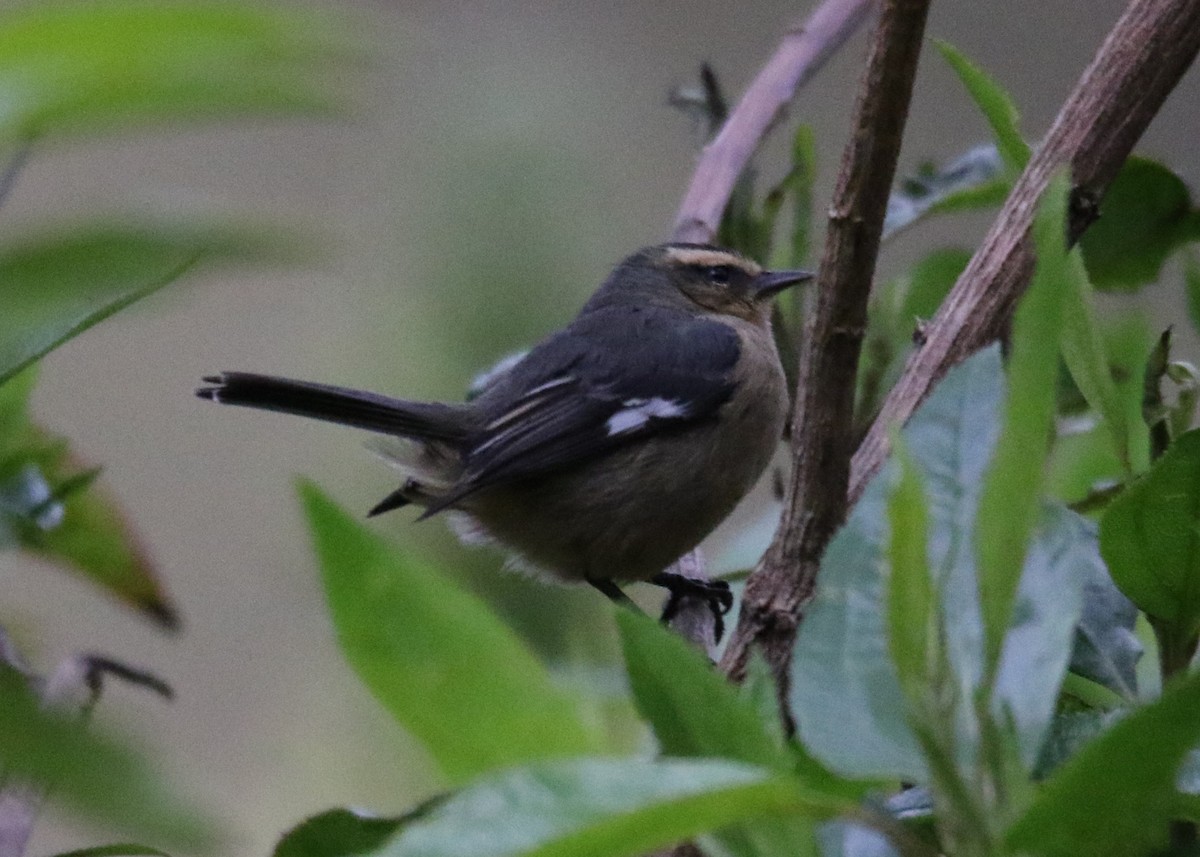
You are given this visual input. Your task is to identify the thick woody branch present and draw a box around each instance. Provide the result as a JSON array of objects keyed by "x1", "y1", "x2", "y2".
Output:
[
  {"x1": 850, "y1": 0, "x2": 1200, "y2": 507},
  {"x1": 671, "y1": 0, "x2": 875, "y2": 244},
  {"x1": 720, "y1": 0, "x2": 933, "y2": 683}
]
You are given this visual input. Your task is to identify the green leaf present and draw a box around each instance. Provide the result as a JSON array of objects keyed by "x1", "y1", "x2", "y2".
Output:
[
  {"x1": 792, "y1": 348, "x2": 1007, "y2": 780},
  {"x1": 46, "y1": 846, "x2": 172, "y2": 857},
  {"x1": 11, "y1": 437, "x2": 178, "y2": 628},
  {"x1": 976, "y1": 171, "x2": 1070, "y2": 675},
  {"x1": 1068, "y1": 552, "x2": 1141, "y2": 700},
  {"x1": 0, "y1": 666, "x2": 215, "y2": 851},
  {"x1": 1007, "y1": 670, "x2": 1200, "y2": 857},
  {"x1": 0, "y1": 223, "x2": 296, "y2": 385},
  {"x1": 299, "y1": 481, "x2": 598, "y2": 783},
  {"x1": 371, "y1": 757, "x2": 832, "y2": 857},
  {"x1": 0, "y1": 372, "x2": 176, "y2": 625},
  {"x1": 0, "y1": 0, "x2": 346, "y2": 145},
  {"x1": 1100, "y1": 428, "x2": 1200, "y2": 668},
  {"x1": 884, "y1": 439, "x2": 936, "y2": 711},
  {"x1": 1080, "y1": 157, "x2": 1200, "y2": 291},
  {"x1": 274, "y1": 808, "x2": 415, "y2": 857},
  {"x1": 1186, "y1": 252, "x2": 1200, "y2": 335},
  {"x1": 1059, "y1": 243, "x2": 1133, "y2": 475},
  {"x1": 936, "y1": 42, "x2": 1031, "y2": 173},
  {"x1": 795, "y1": 346, "x2": 1096, "y2": 778},
  {"x1": 883, "y1": 144, "x2": 1008, "y2": 239},
  {"x1": 617, "y1": 611, "x2": 781, "y2": 768}
]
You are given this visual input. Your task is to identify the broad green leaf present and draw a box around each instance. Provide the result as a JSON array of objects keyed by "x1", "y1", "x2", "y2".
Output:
[
  {"x1": 976, "y1": 172, "x2": 1070, "y2": 674},
  {"x1": 794, "y1": 346, "x2": 1095, "y2": 778},
  {"x1": 274, "y1": 808, "x2": 415, "y2": 857},
  {"x1": 1080, "y1": 157, "x2": 1200, "y2": 292},
  {"x1": 883, "y1": 144, "x2": 1008, "y2": 239},
  {"x1": 371, "y1": 757, "x2": 833, "y2": 857},
  {"x1": 991, "y1": 504, "x2": 1090, "y2": 766},
  {"x1": 617, "y1": 611, "x2": 782, "y2": 769},
  {"x1": 884, "y1": 439, "x2": 935, "y2": 710},
  {"x1": 792, "y1": 347, "x2": 1006, "y2": 780},
  {"x1": 0, "y1": 0, "x2": 345, "y2": 145},
  {"x1": 299, "y1": 482, "x2": 598, "y2": 782},
  {"x1": 0, "y1": 666, "x2": 215, "y2": 851},
  {"x1": 1059, "y1": 245, "x2": 1132, "y2": 475},
  {"x1": 1007, "y1": 670, "x2": 1200, "y2": 857},
  {"x1": 1100, "y1": 429, "x2": 1200, "y2": 668},
  {"x1": 0, "y1": 224, "x2": 295, "y2": 385},
  {"x1": 1067, "y1": 551, "x2": 1141, "y2": 700},
  {"x1": 936, "y1": 42, "x2": 1030, "y2": 173}
]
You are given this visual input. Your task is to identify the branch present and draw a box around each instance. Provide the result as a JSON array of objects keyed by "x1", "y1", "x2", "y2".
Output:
[
  {"x1": 671, "y1": 0, "x2": 876, "y2": 244},
  {"x1": 719, "y1": 0, "x2": 934, "y2": 683},
  {"x1": 850, "y1": 0, "x2": 1200, "y2": 508}
]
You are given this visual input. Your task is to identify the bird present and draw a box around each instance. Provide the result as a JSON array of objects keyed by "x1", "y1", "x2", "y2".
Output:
[{"x1": 197, "y1": 243, "x2": 809, "y2": 630}]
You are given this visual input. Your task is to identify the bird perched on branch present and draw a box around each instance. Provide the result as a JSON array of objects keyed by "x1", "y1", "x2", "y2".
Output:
[{"x1": 198, "y1": 243, "x2": 808, "y2": 629}]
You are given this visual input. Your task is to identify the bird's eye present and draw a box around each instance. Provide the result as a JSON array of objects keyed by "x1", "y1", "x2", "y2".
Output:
[{"x1": 706, "y1": 265, "x2": 732, "y2": 285}]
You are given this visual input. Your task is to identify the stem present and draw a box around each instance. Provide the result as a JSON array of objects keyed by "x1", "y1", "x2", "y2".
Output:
[
  {"x1": 720, "y1": 0, "x2": 934, "y2": 684},
  {"x1": 671, "y1": 0, "x2": 876, "y2": 244},
  {"x1": 850, "y1": 0, "x2": 1200, "y2": 509}
]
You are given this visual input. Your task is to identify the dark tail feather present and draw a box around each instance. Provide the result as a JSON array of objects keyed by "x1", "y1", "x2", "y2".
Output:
[
  {"x1": 367, "y1": 486, "x2": 411, "y2": 517},
  {"x1": 197, "y1": 371, "x2": 470, "y2": 442}
]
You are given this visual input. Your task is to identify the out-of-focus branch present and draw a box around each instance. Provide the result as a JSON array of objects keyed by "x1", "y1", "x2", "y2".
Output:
[
  {"x1": 719, "y1": 0, "x2": 934, "y2": 684},
  {"x1": 671, "y1": 0, "x2": 876, "y2": 244},
  {"x1": 850, "y1": 0, "x2": 1200, "y2": 508}
]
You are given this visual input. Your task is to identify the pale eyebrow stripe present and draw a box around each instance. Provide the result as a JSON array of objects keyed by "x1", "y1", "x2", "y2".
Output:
[{"x1": 664, "y1": 247, "x2": 761, "y2": 276}]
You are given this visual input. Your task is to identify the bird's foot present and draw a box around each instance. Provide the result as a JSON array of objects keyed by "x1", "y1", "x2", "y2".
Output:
[{"x1": 652, "y1": 572, "x2": 733, "y2": 642}]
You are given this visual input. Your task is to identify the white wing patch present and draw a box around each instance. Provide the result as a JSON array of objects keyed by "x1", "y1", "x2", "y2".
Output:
[{"x1": 605, "y1": 397, "x2": 688, "y2": 436}]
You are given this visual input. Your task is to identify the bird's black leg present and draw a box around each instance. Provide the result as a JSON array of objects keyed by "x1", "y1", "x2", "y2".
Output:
[{"x1": 586, "y1": 576, "x2": 637, "y2": 609}]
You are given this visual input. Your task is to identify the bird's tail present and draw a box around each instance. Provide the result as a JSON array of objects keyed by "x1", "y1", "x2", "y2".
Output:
[{"x1": 196, "y1": 372, "x2": 472, "y2": 443}]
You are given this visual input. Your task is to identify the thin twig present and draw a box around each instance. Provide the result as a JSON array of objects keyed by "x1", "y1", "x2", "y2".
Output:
[
  {"x1": 671, "y1": 0, "x2": 876, "y2": 244},
  {"x1": 719, "y1": 0, "x2": 934, "y2": 684},
  {"x1": 850, "y1": 0, "x2": 1200, "y2": 508}
]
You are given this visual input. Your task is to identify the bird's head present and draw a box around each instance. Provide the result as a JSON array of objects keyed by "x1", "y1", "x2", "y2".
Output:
[{"x1": 588, "y1": 243, "x2": 812, "y2": 323}]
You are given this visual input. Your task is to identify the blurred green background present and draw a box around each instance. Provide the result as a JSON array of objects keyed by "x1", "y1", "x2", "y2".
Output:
[{"x1": 3, "y1": 0, "x2": 1197, "y2": 853}]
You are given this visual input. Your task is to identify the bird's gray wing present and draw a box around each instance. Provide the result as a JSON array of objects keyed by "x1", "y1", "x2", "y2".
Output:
[{"x1": 421, "y1": 306, "x2": 741, "y2": 514}]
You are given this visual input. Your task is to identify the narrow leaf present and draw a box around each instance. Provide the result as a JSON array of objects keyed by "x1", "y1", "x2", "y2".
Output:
[
  {"x1": 936, "y1": 42, "x2": 1031, "y2": 173},
  {"x1": 885, "y1": 438, "x2": 935, "y2": 709},
  {"x1": 0, "y1": 0, "x2": 346, "y2": 145},
  {"x1": 0, "y1": 224, "x2": 296, "y2": 385},
  {"x1": 883, "y1": 144, "x2": 1008, "y2": 239},
  {"x1": 617, "y1": 610, "x2": 782, "y2": 769},
  {"x1": 372, "y1": 758, "x2": 830, "y2": 857},
  {"x1": 976, "y1": 171, "x2": 1070, "y2": 675},
  {"x1": 1007, "y1": 670, "x2": 1200, "y2": 857},
  {"x1": 1059, "y1": 245, "x2": 1132, "y2": 475},
  {"x1": 46, "y1": 846, "x2": 172, "y2": 857},
  {"x1": 299, "y1": 482, "x2": 597, "y2": 782},
  {"x1": 274, "y1": 807, "x2": 415, "y2": 857}
]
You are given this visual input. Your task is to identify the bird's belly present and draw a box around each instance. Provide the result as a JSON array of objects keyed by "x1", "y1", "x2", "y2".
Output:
[{"x1": 463, "y1": 394, "x2": 785, "y2": 583}]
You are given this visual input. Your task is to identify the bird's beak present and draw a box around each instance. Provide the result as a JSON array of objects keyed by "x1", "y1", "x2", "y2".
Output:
[{"x1": 751, "y1": 268, "x2": 814, "y2": 300}]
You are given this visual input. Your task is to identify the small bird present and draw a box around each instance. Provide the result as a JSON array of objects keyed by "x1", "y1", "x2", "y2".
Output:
[{"x1": 198, "y1": 243, "x2": 809, "y2": 627}]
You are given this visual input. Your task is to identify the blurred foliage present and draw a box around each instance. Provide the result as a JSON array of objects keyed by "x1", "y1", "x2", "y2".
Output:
[
  {"x1": 0, "y1": 0, "x2": 348, "y2": 854},
  {"x1": 6, "y1": 11, "x2": 1200, "y2": 857}
]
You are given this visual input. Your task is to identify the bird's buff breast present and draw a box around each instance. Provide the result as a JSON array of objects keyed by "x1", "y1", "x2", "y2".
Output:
[{"x1": 460, "y1": 319, "x2": 787, "y2": 583}]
